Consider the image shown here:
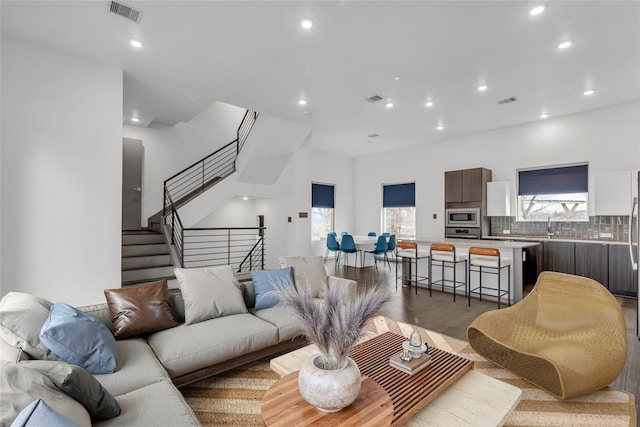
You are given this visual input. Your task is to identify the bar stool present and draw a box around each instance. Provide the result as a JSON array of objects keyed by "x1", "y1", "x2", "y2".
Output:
[
  {"x1": 429, "y1": 244, "x2": 467, "y2": 302},
  {"x1": 467, "y1": 247, "x2": 511, "y2": 308},
  {"x1": 395, "y1": 241, "x2": 430, "y2": 294}
]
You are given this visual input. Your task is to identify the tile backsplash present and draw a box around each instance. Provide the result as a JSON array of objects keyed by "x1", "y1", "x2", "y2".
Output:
[{"x1": 490, "y1": 216, "x2": 635, "y2": 242}]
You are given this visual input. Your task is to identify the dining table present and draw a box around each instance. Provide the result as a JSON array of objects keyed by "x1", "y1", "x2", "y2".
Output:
[{"x1": 336, "y1": 235, "x2": 386, "y2": 268}]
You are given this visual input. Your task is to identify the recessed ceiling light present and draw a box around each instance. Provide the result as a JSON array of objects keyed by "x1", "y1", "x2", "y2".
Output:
[
  {"x1": 130, "y1": 39, "x2": 143, "y2": 48},
  {"x1": 478, "y1": 84, "x2": 488, "y2": 92},
  {"x1": 385, "y1": 102, "x2": 394, "y2": 108},
  {"x1": 540, "y1": 112, "x2": 549, "y2": 119},
  {"x1": 298, "y1": 99, "x2": 307, "y2": 105},
  {"x1": 583, "y1": 89, "x2": 595, "y2": 96},
  {"x1": 301, "y1": 19, "x2": 313, "y2": 29},
  {"x1": 558, "y1": 40, "x2": 573, "y2": 49},
  {"x1": 131, "y1": 117, "x2": 140, "y2": 122},
  {"x1": 425, "y1": 101, "x2": 434, "y2": 107},
  {"x1": 394, "y1": 76, "x2": 401, "y2": 81},
  {"x1": 437, "y1": 124, "x2": 445, "y2": 131},
  {"x1": 243, "y1": 197, "x2": 248, "y2": 200},
  {"x1": 530, "y1": 5, "x2": 545, "y2": 16}
]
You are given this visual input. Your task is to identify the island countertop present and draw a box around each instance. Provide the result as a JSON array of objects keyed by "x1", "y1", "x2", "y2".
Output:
[
  {"x1": 406, "y1": 237, "x2": 540, "y2": 303},
  {"x1": 413, "y1": 237, "x2": 540, "y2": 250}
]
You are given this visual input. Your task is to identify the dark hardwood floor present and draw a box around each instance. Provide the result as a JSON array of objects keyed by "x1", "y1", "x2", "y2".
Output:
[{"x1": 326, "y1": 260, "x2": 640, "y2": 409}]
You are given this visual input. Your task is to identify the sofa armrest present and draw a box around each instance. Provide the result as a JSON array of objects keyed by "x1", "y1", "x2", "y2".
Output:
[{"x1": 325, "y1": 276, "x2": 357, "y2": 303}]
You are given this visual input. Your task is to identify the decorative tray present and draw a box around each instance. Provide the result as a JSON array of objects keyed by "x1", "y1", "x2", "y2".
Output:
[{"x1": 350, "y1": 331, "x2": 474, "y2": 426}]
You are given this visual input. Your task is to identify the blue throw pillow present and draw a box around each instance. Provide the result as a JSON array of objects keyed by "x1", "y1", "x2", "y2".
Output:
[
  {"x1": 39, "y1": 303, "x2": 117, "y2": 374},
  {"x1": 11, "y1": 399, "x2": 81, "y2": 427},
  {"x1": 251, "y1": 267, "x2": 294, "y2": 310}
]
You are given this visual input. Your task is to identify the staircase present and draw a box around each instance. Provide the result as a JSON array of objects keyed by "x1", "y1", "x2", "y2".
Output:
[{"x1": 121, "y1": 230, "x2": 175, "y2": 287}]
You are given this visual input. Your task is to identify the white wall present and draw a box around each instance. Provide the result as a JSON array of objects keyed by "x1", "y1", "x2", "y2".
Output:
[
  {"x1": 123, "y1": 101, "x2": 245, "y2": 225},
  {"x1": 311, "y1": 151, "x2": 356, "y2": 256},
  {"x1": 1, "y1": 36, "x2": 122, "y2": 305},
  {"x1": 195, "y1": 198, "x2": 260, "y2": 227},
  {"x1": 354, "y1": 101, "x2": 640, "y2": 239}
]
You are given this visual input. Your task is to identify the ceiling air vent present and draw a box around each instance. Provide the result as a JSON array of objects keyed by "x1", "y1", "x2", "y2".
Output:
[
  {"x1": 498, "y1": 97, "x2": 517, "y2": 105},
  {"x1": 366, "y1": 95, "x2": 383, "y2": 103},
  {"x1": 108, "y1": 1, "x2": 143, "y2": 23}
]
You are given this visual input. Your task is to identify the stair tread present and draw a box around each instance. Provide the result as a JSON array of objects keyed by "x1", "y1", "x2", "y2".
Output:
[
  {"x1": 122, "y1": 264, "x2": 174, "y2": 272},
  {"x1": 122, "y1": 252, "x2": 171, "y2": 259}
]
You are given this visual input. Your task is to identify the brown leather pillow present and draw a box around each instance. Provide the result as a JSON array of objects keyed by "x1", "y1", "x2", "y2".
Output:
[{"x1": 104, "y1": 280, "x2": 177, "y2": 339}]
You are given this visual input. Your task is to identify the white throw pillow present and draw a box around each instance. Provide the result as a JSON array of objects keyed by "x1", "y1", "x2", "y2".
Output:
[
  {"x1": 278, "y1": 256, "x2": 328, "y2": 298},
  {"x1": 174, "y1": 265, "x2": 247, "y2": 325}
]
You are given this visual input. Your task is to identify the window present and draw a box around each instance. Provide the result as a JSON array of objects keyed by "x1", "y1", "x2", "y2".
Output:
[
  {"x1": 382, "y1": 182, "x2": 416, "y2": 238},
  {"x1": 517, "y1": 164, "x2": 589, "y2": 222},
  {"x1": 311, "y1": 183, "x2": 334, "y2": 239}
]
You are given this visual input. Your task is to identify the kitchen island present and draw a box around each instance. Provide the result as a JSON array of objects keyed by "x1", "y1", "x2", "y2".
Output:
[{"x1": 411, "y1": 237, "x2": 540, "y2": 303}]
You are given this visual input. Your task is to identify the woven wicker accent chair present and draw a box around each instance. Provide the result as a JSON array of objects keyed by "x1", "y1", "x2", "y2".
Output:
[{"x1": 467, "y1": 271, "x2": 627, "y2": 400}]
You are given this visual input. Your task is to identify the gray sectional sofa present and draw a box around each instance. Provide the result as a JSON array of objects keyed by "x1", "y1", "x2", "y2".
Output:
[{"x1": 0, "y1": 257, "x2": 356, "y2": 426}]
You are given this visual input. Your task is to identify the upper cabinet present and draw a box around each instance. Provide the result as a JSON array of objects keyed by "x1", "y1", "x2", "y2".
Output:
[
  {"x1": 445, "y1": 168, "x2": 492, "y2": 203},
  {"x1": 593, "y1": 170, "x2": 636, "y2": 215},
  {"x1": 487, "y1": 181, "x2": 511, "y2": 216}
]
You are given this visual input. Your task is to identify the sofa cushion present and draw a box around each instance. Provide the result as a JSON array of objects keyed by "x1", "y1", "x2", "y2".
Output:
[
  {"x1": 104, "y1": 280, "x2": 177, "y2": 339},
  {"x1": 147, "y1": 313, "x2": 279, "y2": 378},
  {"x1": 20, "y1": 360, "x2": 120, "y2": 421},
  {"x1": 252, "y1": 305, "x2": 305, "y2": 343},
  {"x1": 251, "y1": 267, "x2": 294, "y2": 310},
  {"x1": 279, "y1": 256, "x2": 328, "y2": 298},
  {"x1": 0, "y1": 292, "x2": 61, "y2": 361},
  {"x1": 92, "y1": 380, "x2": 200, "y2": 427},
  {"x1": 1, "y1": 360, "x2": 91, "y2": 427},
  {"x1": 1, "y1": 337, "x2": 27, "y2": 363},
  {"x1": 93, "y1": 338, "x2": 169, "y2": 397},
  {"x1": 10, "y1": 398, "x2": 80, "y2": 427},
  {"x1": 39, "y1": 303, "x2": 117, "y2": 374},
  {"x1": 175, "y1": 265, "x2": 247, "y2": 325}
]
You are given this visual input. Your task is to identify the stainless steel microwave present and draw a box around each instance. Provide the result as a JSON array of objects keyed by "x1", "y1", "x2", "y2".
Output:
[{"x1": 445, "y1": 208, "x2": 481, "y2": 227}]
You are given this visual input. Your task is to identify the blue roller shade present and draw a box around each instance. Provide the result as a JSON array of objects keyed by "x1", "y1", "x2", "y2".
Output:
[
  {"x1": 383, "y1": 183, "x2": 415, "y2": 207},
  {"x1": 518, "y1": 164, "x2": 588, "y2": 195},
  {"x1": 312, "y1": 183, "x2": 334, "y2": 208}
]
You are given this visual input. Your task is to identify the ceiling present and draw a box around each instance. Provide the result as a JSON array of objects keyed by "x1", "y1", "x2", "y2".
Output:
[{"x1": 2, "y1": 1, "x2": 639, "y2": 158}]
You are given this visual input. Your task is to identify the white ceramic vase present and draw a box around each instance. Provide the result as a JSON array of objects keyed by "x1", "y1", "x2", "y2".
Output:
[{"x1": 297, "y1": 354, "x2": 361, "y2": 412}]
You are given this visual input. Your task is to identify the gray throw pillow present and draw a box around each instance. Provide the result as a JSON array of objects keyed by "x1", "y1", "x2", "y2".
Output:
[
  {"x1": 175, "y1": 265, "x2": 248, "y2": 325},
  {"x1": 0, "y1": 292, "x2": 62, "y2": 361},
  {"x1": 20, "y1": 360, "x2": 121, "y2": 421},
  {"x1": 279, "y1": 256, "x2": 328, "y2": 298},
  {"x1": 0, "y1": 360, "x2": 91, "y2": 427}
]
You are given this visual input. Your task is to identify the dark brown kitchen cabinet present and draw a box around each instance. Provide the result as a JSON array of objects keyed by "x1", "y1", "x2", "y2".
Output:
[
  {"x1": 575, "y1": 243, "x2": 608, "y2": 286},
  {"x1": 608, "y1": 244, "x2": 638, "y2": 296},
  {"x1": 444, "y1": 168, "x2": 492, "y2": 203},
  {"x1": 543, "y1": 241, "x2": 575, "y2": 274}
]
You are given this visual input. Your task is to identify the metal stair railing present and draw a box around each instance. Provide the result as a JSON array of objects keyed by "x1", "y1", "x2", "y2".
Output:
[{"x1": 162, "y1": 109, "x2": 264, "y2": 271}]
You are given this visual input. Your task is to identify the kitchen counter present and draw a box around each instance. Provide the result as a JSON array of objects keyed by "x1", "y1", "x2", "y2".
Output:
[
  {"x1": 410, "y1": 237, "x2": 540, "y2": 303},
  {"x1": 483, "y1": 235, "x2": 632, "y2": 246}
]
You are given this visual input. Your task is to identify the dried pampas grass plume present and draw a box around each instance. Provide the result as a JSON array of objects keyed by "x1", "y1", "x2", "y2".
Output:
[{"x1": 271, "y1": 277, "x2": 390, "y2": 369}]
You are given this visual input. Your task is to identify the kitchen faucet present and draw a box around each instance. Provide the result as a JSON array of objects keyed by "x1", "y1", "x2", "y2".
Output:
[{"x1": 547, "y1": 217, "x2": 554, "y2": 239}]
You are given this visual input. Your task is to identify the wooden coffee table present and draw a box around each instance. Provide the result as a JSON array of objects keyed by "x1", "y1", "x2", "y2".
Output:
[{"x1": 269, "y1": 316, "x2": 522, "y2": 427}]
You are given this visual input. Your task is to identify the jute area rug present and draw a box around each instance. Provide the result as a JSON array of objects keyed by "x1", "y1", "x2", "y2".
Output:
[{"x1": 180, "y1": 318, "x2": 637, "y2": 427}]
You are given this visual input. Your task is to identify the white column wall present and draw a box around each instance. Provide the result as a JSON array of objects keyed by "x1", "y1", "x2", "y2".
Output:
[
  {"x1": 1, "y1": 36, "x2": 122, "y2": 305},
  {"x1": 354, "y1": 101, "x2": 640, "y2": 239}
]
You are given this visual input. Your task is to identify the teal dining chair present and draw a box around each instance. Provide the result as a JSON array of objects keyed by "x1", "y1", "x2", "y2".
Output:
[
  {"x1": 324, "y1": 233, "x2": 341, "y2": 268},
  {"x1": 386, "y1": 234, "x2": 397, "y2": 262},
  {"x1": 339, "y1": 234, "x2": 360, "y2": 268},
  {"x1": 364, "y1": 235, "x2": 390, "y2": 271}
]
